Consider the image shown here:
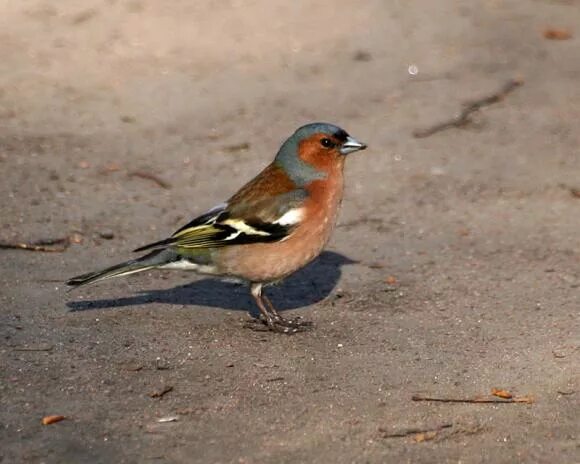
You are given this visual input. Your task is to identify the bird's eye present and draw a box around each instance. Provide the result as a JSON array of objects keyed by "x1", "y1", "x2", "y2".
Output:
[{"x1": 320, "y1": 138, "x2": 334, "y2": 148}]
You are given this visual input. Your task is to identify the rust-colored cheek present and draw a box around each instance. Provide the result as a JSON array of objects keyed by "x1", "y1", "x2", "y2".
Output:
[{"x1": 297, "y1": 139, "x2": 342, "y2": 173}]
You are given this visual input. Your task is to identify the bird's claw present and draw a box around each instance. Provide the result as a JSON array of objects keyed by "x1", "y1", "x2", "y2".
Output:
[{"x1": 244, "y1": 315, "x2": 313, "y2": 334}]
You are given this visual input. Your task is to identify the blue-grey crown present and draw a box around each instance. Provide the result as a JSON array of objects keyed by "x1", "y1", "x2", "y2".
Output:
[{"x1": 291, "y1": 122, "x2": 349, "y2": 143}]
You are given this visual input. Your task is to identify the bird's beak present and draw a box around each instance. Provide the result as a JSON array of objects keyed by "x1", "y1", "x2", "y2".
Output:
[{"x1": 340, "y1": 136, "x2": 367, "y2": 155}]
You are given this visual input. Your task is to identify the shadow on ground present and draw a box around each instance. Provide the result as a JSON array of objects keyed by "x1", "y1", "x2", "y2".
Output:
[{"x1": 66, "y1": 251, "x2": 355, "y2": 314}]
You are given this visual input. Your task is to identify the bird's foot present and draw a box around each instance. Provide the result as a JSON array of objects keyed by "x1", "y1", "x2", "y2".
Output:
[
  {"x1": 244, "y1": 315, "x2": 313, "y2": 334},
  {"x1": 271, "y1": 316, "x2": 313, "y2": 334}
]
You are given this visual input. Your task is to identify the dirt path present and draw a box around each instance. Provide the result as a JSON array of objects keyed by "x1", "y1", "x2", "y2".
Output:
[{"x1": 1, "y1": 1, "x2": 578, "y2": 463}]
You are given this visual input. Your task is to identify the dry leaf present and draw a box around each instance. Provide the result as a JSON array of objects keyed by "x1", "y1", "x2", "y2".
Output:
[
  {"x1": 543, "y1": 28, "x2": 573, "y2": 40},
  {"x1": 42, "y1": 415, "x2": 65, "y2": 425},
  {"x1": 413, "y1": 431, "x2": 437, "y2": 442},
  {"x1": 69, "y1": 233, "x2": 84, "y2": 244},
  {"x1": 491, "y1": 388, "x2": 513, "y2": 399},
  {"x1": 512, "y1": 395, "x2": 535, "y2": 404},
  {"x1": 103, "y1": 163, "x2": 121, "y2": 172},
  {"x1": 385, "y1": 275, "x2": 397, "y2": 285}
]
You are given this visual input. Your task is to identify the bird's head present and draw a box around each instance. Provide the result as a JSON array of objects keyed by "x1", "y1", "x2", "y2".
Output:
[{"x1": 274, "y1": 122, "x2": 367, "y2": 186}]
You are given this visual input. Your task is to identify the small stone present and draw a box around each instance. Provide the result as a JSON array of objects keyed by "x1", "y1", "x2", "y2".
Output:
[
  {"x1": 98, "y1": 230, "x2": 115, "y2": 240},
  {"x1": 353, "y1": 50, "x2": 372, "y2": 62}
]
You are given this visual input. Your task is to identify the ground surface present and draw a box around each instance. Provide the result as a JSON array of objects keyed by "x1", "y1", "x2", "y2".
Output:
[{"x1": 1, "y1": 1, "x2": 579, "y2": 463}]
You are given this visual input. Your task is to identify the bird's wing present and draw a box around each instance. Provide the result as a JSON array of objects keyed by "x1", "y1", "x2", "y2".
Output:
[{"x1": 133, "y1": 190, "x2": 308, "y2": 253}]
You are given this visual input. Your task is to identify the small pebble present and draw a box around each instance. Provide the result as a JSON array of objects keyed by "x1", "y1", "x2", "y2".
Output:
[{"x1": 98, "y1": 230, "x2": 115, "y2": 240}]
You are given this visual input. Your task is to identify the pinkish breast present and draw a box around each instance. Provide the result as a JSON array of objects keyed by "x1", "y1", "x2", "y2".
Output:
[{"x1": 215, "y1": 169, "x2": 344, "y2": 283}]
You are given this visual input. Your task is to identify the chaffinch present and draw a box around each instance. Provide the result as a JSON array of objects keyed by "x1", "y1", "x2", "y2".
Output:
[{"x1": 67, "y1": 122, "x2": 367, "y2": 333}]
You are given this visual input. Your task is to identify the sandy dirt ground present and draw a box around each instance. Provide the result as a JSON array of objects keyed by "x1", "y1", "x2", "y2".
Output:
[{"x1": 1, "y1": 1, "x2": 579, "y2": 463}]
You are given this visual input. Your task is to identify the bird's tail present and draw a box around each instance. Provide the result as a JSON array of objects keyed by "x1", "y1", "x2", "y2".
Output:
[{"x1": 66, "y1": 250, "x2": 175, "y2": 288}]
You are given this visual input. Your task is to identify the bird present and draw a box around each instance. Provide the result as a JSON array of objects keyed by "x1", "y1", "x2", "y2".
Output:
[{"x1": 67, "y1": 122, "x2": 367, "y2": 333}]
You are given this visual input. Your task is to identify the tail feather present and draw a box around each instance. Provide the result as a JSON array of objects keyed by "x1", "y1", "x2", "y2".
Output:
[
  {"x1": 66, "y1": 261, "x2": 154, "y2": 287},
  {"x1": 66, "y1": 250, "x2": 175, "y2": 288}
]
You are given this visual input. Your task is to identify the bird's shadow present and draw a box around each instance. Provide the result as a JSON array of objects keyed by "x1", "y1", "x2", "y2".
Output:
[{"x1": 67, "y1": 251, "x2": 355, "y2": 315}]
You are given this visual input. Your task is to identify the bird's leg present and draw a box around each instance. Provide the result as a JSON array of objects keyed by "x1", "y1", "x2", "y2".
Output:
[
  {"x1": 260, "y1": 294, "x2": 283, "y2": 321},
  {"x1": 247, "y1": 283, "x2": 311, "y2": 334},
  {"x1": 262, "y1": 294, "x2": 312, "y2": 329},
  {"x1": 249, "y1": 283, "x2": 277, "y2": 328}
]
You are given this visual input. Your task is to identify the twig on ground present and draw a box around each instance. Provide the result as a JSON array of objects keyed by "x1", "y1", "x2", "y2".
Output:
[
  {"x1": 222, "y1": 142, "x2": 250, "y2": 153},
  {"x1": 149, "y1": 385, "x2": 173, "y2": 399},
  {"x1": 0, "y1": 237, "x2": 70, "y2": 252},
  {"x1": 412, "y1": 394, "x2": 534, "y2": 404},
  {"x1": 122, "y1": 363, "x2": 144, "y2": 372},
  {"x1": 557, "y1": 390, "x2": 575, "y2": 396},
  {"x1": 156, "y1": 416, "x2": 179, "y2": 423},
  {"x1": 413, "y1": 78, "x2": 524, "y2": 138},
  {"x1": 379, "y1": 423, "x2": 452, "y2": 438},
  {"x1": 128, "y1": 171, "x2": 171, "y2": 189}
]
